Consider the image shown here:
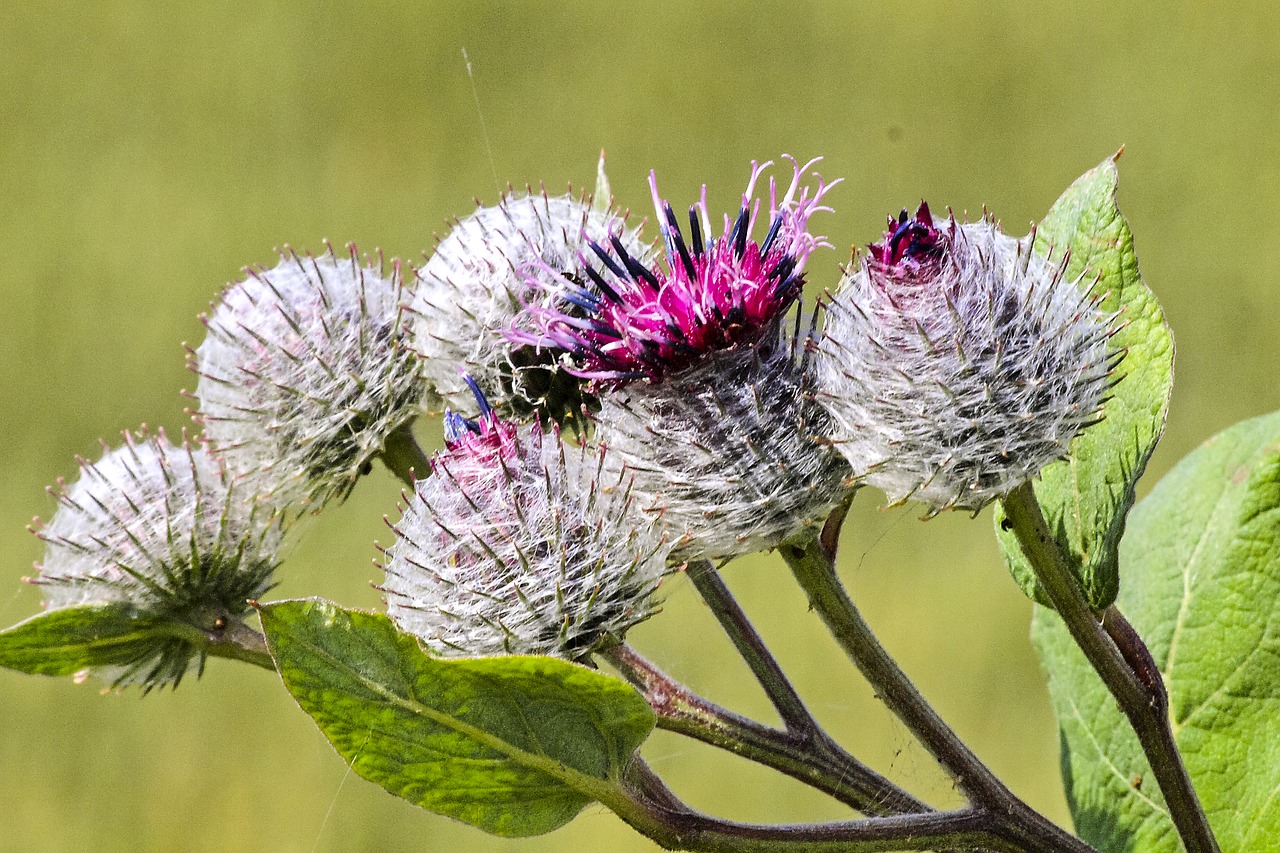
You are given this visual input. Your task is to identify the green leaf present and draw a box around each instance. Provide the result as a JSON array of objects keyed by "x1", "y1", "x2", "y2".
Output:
[
  {"x1": 259, "y1": 599, "x2": 655, "y2": 837},
  {"x1": 0, "y1": 602, "x2": 169, "y2": 677},
  {"x1": 1036, "y1": 410, "x2": 1280, "y2": 851},
  {"x1": 996, "y1": 153, "x2": 1174, "y2": 610}
]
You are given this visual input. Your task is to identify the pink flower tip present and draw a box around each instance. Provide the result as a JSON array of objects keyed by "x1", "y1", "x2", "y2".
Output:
[
  {"x1": 867, "y1": 202, "x2": 946, "y2": 275},
  {"x1": 509, "y1": 157, "x2": 838, "y2": 387}
]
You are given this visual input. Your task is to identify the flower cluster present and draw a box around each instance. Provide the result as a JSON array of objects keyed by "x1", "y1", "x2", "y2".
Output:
[
  {"x1": 191, "y1": 243, "x2": 422, "y2": 509},
  {"x1": 31, "y1": 429, "x2": 283, "y2": 689},
  {"x1": 409, "y1": 191, "x2": 648, "y2": 427},
  {"x1": 8, "y1": 153, "x2": 1124, "y2": 690},
  {"x1": 381, "y1": 380, "x2": 670, "y2": 658},
  {"x1": 817, "y1": 205, "x2": 1118, "y2": 513}
]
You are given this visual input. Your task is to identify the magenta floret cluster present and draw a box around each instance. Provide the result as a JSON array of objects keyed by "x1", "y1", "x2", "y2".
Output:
[{"x1": 510, "y1": 157, "x2": 837, "y2": 385}]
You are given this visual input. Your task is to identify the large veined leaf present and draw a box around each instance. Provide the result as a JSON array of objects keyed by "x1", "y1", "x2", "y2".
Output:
[
  {"x1": 996, "y1": 153, "x2": 1174, "y2": 610},
  {"x1": 259, "y1": 599, "x2": 655, "y2": 837},
  {"x1": 1036, "y1": 411, "x2": 1280, "y2": 851}
]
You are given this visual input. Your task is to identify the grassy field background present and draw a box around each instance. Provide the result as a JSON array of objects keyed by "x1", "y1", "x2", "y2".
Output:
[{"x1": 3, "y1": 3, "x2": 1279, "y2": 850}]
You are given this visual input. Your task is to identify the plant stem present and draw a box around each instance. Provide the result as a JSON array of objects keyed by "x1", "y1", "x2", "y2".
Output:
[
  {"x1": 379, "y1": 421, "x2": 430, "y2": 488},
  {"x1": 604, "y1": 758, "x2": 1027, "y2": 853},
  {"x1": 602, "y1": 643, "x2": 926, "y2": 817},
  {"x1": 779, "y1": 503, "x2": 1096, "y2": 853},
  {"x1": 684, "y1": 559, "x2": 823, "y2": 737},
  {"x1": 1001, "y1": 481, "x2": 1220, "y2": 853},
  {"x1": 168, "y1": 615, "x2": 276, "y2": 671},
  {"x1": 205, "y1": 622, "x2": 274, "y2": 669}
]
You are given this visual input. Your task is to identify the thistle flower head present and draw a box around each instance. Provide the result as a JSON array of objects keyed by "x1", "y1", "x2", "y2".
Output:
[
  {"x1": 30, "y1": 429, "x2": 283, "y2": 689},
  {"x1": 409, "y1": 192, "x2": 649, "y2": 427},
  {"x1": 510, "y1": 157, "x2": 837, "y2": 386},
  {"x1": 593, "y1": 335, "x2": 851, "y2": 561},
  {"x1": 382, "y1": 380, "x2": 670, "y2": 659},
  {"x1": 507, "y1": 158, "x2": 848, "y2": 559},
  {"x1": 191, "y1": 243, "x2": 422, "y2": 508},
  {"x1": 817, "y1": 205, "x2": 1119, "y2": 513}
]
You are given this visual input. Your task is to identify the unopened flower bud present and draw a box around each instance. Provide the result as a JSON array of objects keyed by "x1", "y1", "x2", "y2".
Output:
[
  {"x1": 382, "y1": 379, "x2": 669, "y2": 659},
  {"x1": 510, "y1": 158, "x2": 850, "y2": 559},
  {"x1": 817, "y1": 205, "x2": 1119, "y2": 513},
  {"x1": 31, "y1": 429, "x2": 283, "y2": 689},
  {"x1": 191, "y1": 243, "x2": 422, "y2": 508},
  {"x1": 409, "y1": 191, "x2": 649, "y2": 428}
]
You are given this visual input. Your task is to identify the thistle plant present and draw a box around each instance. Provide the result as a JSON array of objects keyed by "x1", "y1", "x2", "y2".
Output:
[
  {"x1": 13, "y1": 150, "x2": 1278, "y2": 853},
  {"x1": 817, "y1": 204, "x2": 1119, "y2": 513},
  {"x1": 26, "y1": 428, "x2": 282, "y2": 690}
]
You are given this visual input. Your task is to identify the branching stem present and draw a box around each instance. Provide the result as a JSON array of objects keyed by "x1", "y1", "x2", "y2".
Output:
[
  {"x1": 684, "y1": 559, "x2": 823, "y2": 736},
  {"x1": 602, "y1": 643, "x2": 926, "y2": 817},
  {"x1": 779, "y1": 502, "x2": 1096, "y2": 853},
  {"x1": 604, "y1": 758, "x2": 1027, "y2": 853}
]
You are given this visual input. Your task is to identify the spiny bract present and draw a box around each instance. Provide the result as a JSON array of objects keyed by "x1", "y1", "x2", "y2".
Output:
[
  {"x1": 31, "y1": 429, "x2": 283, "y2": 689},
  {"x1": 817, "y1": 204, "x2": 1119, "y2": 513},
  {"x1": 594, "y1": 338, "x2": 851, "y2": 560},
  {"x1": 409, "y1": 191, "x2": 649, "y2": 428},
  {"x1": 192, "y1": 243, "x2": 422, "y2": 509},
  {"x1": 381, "y1": 382, "x2": 670, "y2": 658}
]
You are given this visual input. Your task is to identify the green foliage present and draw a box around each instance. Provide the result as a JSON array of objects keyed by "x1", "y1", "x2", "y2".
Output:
[
  {"x1": 996, "y1": 154, "x2": 1174, "y2": 610},
  {"x1": 1036, "y1": 410, "x2": 1280, "y2": 851},
  {"x1": 259, "y1": 599, "x2": 655, "y2": 837},
  {"x1": 0, "y1": 603, "x2": 171, "y2": 679}
]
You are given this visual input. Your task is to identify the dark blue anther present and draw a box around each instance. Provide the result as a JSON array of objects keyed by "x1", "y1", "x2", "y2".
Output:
[
  {"x1": 760, "y1": 215, "x2": 784, "y2": 257},
  {"x1": 462, "y1": 373, "x2": 493, "y2": 419},
  {"x1": 611, "y1": 234, "x2": 661, "y2": 289},
  {"x1": 888, "y1": 218, "x2": 917, "y2": 254},
  {"x1": 443, "y1": 409, "x2": 479, "y2": 444},
  {"x1": 730, "y1": 207, "x2": 749, "y2": 258},
  {"x1": 590, "y1": 240, "x2": 631, "y2": 282},
  {"x1": 583, "y1": 264, "x2": 624, "y2": 303},
  {"x1": 665, "y1": 203, "x2": 697, "y2": 281},
  {"x1": 559, "y1": 287, "x2": 602, "y2": 313},
  {"x1": 768, "y1": 255, "x2": 796, "y2": 282},
  {"x1": 688, "y1": 207, "x2": 704, "y2": 256},
  {"x1": 774, "y1": 274, "x2": 801, "y2": 299}
]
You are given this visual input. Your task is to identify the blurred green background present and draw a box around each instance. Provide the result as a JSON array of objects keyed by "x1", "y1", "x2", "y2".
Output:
[{"x1": 2, "y1": 2, "x2": 1277, "y2": 850}]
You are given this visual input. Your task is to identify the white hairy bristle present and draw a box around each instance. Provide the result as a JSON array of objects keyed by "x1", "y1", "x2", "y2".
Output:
[{"x1": 595, "y1": 337, "x2": 851, "y2": 560}]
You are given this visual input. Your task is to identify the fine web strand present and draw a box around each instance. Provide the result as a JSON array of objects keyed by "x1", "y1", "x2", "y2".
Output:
[{"x1": 461, "y1": 47, "x2": 500, "y2": 194}]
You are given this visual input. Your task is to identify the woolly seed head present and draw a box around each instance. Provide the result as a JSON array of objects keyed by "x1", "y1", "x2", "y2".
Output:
[
  {"x1": 510, "y1": 157, "x2": 837, "y2": 387},
  {"x1": 31, "y1": 428, "x2": 283, "y2": 689},
  {"x1": 192, "y1": 243, "x2": 422, "y2": 509},
  {"x1": 595, "y1": 337, "x2": 851, "y2": 561},
  {"x1": 817, "y1": 204, "x2": 1119, "y2": 513},
  {"x1": 409, "y1": 192, "x2": 649, "y2": 428},
  {"x1": 382, "y1": 381, "x2": 670, "y2": 659}
]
